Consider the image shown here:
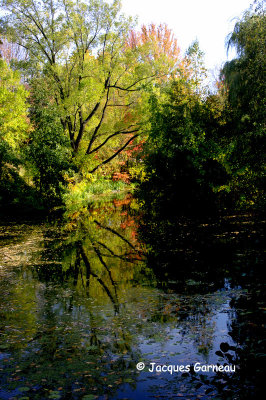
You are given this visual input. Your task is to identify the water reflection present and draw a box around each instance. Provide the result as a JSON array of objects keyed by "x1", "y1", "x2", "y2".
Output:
[{"x1": 0, "y1": 195, "x2": 264, "y2": 399}]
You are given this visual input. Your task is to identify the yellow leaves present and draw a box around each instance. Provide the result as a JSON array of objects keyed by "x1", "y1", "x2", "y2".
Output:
[
  {"x1": 0, "y1": 60, "x2": 30, "y2": 149},
  {"x1": 129, "y1": 165, "x2": 148, "y2": 183},
  {"x1": 84, "y1": 173, "x2": 96, "y2": 183},
  {"x1": 71, "y1": 211, "x2": 80, "y2": 220},
  {"x1": 213, "y1": 185, "x2": 231, "y2": 194}
]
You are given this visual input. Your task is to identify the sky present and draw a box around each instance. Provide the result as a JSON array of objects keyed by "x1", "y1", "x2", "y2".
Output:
[{"x1": 121, "y1": 0, "x2": 253, "y2": 73}]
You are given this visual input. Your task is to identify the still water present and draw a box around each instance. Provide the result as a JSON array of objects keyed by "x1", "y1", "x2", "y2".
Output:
[{"x1": 0, "y1": 195, "x2": 265, "y2": 399}]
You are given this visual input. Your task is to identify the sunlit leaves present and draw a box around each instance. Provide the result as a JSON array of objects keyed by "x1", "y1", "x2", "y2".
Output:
[
  {"x1": 220, "y1": 8, "x2": 266, "y2": 210},
  {"x1": 0, "y1": 59, "x2": 29, "y2": 151},
  {"x1": 1, "y1": 0, "x2": 182, "y2": 182}
]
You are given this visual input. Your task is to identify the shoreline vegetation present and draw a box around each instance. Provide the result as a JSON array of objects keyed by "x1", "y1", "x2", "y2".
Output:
[{"x1": 0, "y1": 0, "x2": 265, "y2": 218}]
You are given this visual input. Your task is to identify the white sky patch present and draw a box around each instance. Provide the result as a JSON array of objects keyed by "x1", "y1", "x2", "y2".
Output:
[{"x1": 121, "y1": 0, "x2": 253, "y2": 73}]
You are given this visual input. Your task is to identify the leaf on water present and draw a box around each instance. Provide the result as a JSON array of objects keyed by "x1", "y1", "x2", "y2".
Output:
[
  {"x1": 18, "y1": 387, "x2": 30, "y2": 392},
  {"x1": 82, "y1": 395, "x2": 95, "y2": 400}
]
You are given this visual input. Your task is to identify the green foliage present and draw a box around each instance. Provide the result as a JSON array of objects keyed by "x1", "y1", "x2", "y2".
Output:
[
  {"x1": 221, "y1": 8, "x2": 266, "y2": 210},
  {"x1": 129, "y1": 164, "x2": 148, "y2": 183},
  {"x1": 0, "y1": 0, "x2": 182, "y2": 209},
  {"x1": 185, "y1": 39, "x2": 207, "y2": 97},
  {"x1": 141, "y1": 6, "x2": 265, "y2": 215},
  {"x1": 0, "y1": 59, "x2": 29, "y2": 164},
  {"x1": 27, "y1": 78, "x2": 73, "y2": 206},
  {"x1": 141, "y1": 77, "x2": 229, "y2": 215},
  {"x1": 0, "y1": 59, "x2": 35, "y2": 206},
  {"x1": 1, "y1": 0, "x2": 176, "y2": 180},
  {"x1": 63, "y1": 175, "x2": 129, "y2": 216},
  {"x1": 223, "y1": 10, "x2": 266, "y2": 123}
]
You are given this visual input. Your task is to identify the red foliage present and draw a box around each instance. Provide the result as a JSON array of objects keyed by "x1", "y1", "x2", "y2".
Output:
[
  {"x1": 112, "y1": 171, "x2": 131, "y2": 183},
  {"x1": 113, "y1": 197, "x2": 132, "y2": 207},
  {"x1": 127, "y1": 23, "x2": 180, "y2": 63}
]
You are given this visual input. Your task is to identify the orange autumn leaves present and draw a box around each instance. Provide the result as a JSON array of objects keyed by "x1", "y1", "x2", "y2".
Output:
[
  {"x1": 126, "y1": 23, "x2": 188, "y2": 79},
  {"x1": 127, "y1": 23, "x2": 180, "y2": 62}
]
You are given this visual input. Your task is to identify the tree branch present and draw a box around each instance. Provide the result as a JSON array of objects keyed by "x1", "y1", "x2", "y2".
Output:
[
  {"x1": 107, "y1": 85, "x2": 141, "y2": 92},
  {"x1": 89, "y1": 134, "x2": 139, "y2": 173},
  {"x1": 86, "y1": 86, "x2": 110, "y2": 154},
  {"x1": 79, "y1": 245, "x2": 119, "y2": 313},
  {"x1": 84, "y1": 102, "x2": 101, "y2": 124},
  {"x1": 94, "y1": 220, "x2": 138, "y2": 251},
  {"x1": 87, "y1": 128, "x2": 139, "y2": 155},
  {"x1": 108, "y1": 74, "x2": 158, "y2": 92}
]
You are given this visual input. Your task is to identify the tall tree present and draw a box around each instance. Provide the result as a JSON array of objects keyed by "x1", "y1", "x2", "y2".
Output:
[
  {"x1": 220, "y1": 6, "x2": 266, "y2": 209},
  {"x1": 222, "y1": 9, "x2": 265, "y2": 123},
  {"x1": 185, "y1": 39, "x2": 207, "y2": 96},
  {"x1": 126, "y1": 23, "x2": 182, "y2": 77},
  {"x1": 1, "y1": 0, "x2": 176, "y2": 174}
]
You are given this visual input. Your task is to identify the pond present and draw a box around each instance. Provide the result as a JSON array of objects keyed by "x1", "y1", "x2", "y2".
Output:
[{"x1": 0, "y1": 195, "x2": 265, "y2": 399}]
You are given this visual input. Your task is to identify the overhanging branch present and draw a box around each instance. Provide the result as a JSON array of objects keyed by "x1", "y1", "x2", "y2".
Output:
[
  {"x1": 89, "y1": 134, "x2": 139, "y2": 173},
  {"x1": 87, "y1": 128, "x2": 139, "y2": 155}
]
